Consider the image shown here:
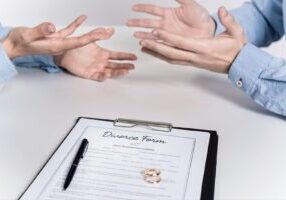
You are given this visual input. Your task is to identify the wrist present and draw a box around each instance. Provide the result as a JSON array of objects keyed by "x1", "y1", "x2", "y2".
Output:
[
  {"x1": 53, "y1": 55, "x2": 66, "y2": 69},
  {"x1": 227, "y1": 42, "x2": 247, "y2": 74}
]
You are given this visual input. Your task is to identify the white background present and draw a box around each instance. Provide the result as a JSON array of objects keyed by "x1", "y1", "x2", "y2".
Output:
[{"x1": 0, "y1": 0, "x2": 245, "y2": 26}]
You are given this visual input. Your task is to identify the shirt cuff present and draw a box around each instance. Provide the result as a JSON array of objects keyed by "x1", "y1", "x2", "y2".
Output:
[
  {"x1": 0, "y1": 43, "x2": 17, "y2": 84},
  {"x1": 228, "y1": 43, "x2": 273, "y2": 96},
  {"x1": 38, "y1": 55, "x2": 63, "y2": 73},
  {"x1": 13, "y1": 55, "x2": 62, "y2": 73}
]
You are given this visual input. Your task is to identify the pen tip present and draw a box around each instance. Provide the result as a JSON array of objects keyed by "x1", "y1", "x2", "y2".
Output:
[{"x1": 63, "y1": 185, "x2": 68, "y2": 191}]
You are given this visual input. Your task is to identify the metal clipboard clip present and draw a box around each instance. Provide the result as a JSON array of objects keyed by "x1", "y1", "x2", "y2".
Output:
[{"x1": 114, "y1": 118, "x2": 173, "y2": 133}]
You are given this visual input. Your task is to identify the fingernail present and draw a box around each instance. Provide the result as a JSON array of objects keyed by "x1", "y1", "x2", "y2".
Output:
[{"x1": 221, "y1": 7, "x2": 228, "y2": 17}]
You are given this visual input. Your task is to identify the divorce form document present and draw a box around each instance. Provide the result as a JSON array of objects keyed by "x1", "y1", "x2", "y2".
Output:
[{"x1": 20, "y1": 118, "x2": 211, "y2": 200}]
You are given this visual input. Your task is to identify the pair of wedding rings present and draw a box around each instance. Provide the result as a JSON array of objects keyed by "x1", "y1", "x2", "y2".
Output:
[{"x1": 142, "y1": 168, "x2": 162, "y2": 184}]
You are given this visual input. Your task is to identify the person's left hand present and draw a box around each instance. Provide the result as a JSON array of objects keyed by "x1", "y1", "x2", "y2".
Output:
[
  {"x1": 54, "y1": 29, "x2": 137, "y2": 81},
  {"x1": 139, "y1": 7, "x2": 247, "y2": 74}
]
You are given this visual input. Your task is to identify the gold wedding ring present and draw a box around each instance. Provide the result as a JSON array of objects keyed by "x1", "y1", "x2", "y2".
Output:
[
  {"x1": 142, "y1": 168, "x2": 161, "y2": 177},
  {"x1": 143, "y1": 175, "x2": 162, "y2": 184},
  {"x1": 142, "y1": 168, "x2": 162, "y2": 184}
]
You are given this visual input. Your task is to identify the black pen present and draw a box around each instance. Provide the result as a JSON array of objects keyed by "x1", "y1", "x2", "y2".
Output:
[{"x1": 63, "y1": 138, "x2": 89, "y2": 190}]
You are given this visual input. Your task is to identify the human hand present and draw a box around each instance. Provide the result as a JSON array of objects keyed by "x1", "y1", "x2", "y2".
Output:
[
  {"x1": 127, "y1": 0, "x2": 215, "y2": 40},
  {"x1": 139, "y1": 7, "x2": 247, "y2": 74},
  {"x1": 54, "y1": 29, "x2": 137, "y2": 81},
  {"x1": 2, "y1": 15, "x2": 112, "y2": 59}
]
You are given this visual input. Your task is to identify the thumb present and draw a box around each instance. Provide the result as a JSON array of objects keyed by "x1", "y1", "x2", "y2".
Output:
[
  {"x1": 218, "y1": 7, "x2": 243, "y2": 37},
  {"x1": 25, "y1": 22, "x2": 56, "y2": 42}
]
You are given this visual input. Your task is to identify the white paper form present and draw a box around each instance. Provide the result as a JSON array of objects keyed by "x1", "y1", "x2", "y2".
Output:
[{"x1": 20, "y1": 119, "x2": 210, "y2": 200}]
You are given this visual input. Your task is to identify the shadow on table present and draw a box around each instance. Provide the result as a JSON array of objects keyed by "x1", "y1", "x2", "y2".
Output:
[{"x1": 190, "y1": 74, "x2": 285, "y2": 119}]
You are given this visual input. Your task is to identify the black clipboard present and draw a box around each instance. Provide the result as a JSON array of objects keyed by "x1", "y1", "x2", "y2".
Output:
[{"x1": 19, "y1": 117, "x2": 218, "y2": 200}]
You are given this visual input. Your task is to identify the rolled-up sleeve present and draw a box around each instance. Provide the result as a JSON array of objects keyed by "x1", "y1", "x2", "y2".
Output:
[
  {"x1": 13, "y1": 55, "x2": 62, "y2": 73},
  {"x1": 229, "y1": 43, "x2": 286, "y2": 116}
]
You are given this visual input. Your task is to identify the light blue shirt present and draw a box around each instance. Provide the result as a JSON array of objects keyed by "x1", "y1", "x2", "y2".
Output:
[
  {"x1": 213, "y1": 0, "x2": 286, "y2": 116},
  {"x1": 0, "y1": 23, "x2": 61, "y2": 84}
]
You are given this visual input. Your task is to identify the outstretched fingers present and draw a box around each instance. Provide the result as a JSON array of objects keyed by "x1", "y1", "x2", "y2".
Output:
[
  {"x1": 142, "y1": 47, "x2": 190, "y2": 66},
  {"x1": 132, "y1": 4, "x2": 165, "y2": 17},
  {"x1": 108, "y1": 50, "x2": 137, "y2": 61},
  {"x1": 140, "y1": 39, "x2": 200, "y2": 63},
  {"x1": 152, "y1": 29, "x2": 207, "y2": 53},
  {"x1": 54, "y1": 28, "x2": 114, "y2": 52},
  {"x1": 52, "y1": 15, "x2": 87, "y2": 38},
  {"x1": 127, "y1": 18, "x2": 162, "y2": 29},
  {"x1": 106, "y1": 62, "x2": 135, "y2": 70},
  {"x1": 134, "y1": 31, "x2": 158, "y2": 40}
]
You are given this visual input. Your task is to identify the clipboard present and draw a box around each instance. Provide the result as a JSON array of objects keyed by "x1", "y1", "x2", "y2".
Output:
[{"x1": 19, "y1": 117, "x2": 218, "y2": 200}]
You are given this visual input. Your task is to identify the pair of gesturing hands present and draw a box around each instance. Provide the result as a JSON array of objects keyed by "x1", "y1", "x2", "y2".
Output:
[{"x1": 3, "y1": 0, "x2": 247, "y2": 81}]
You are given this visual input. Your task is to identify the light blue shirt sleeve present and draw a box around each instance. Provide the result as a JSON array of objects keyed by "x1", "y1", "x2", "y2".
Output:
[
  {"x1": 229, "y1": 43, "x2": 286, "y2": 116},
  {"x1": 212, "y1": 0, "x2": 286, "y2": 116},
  {"x1": 0, "y1": 25, "x2": 17, "y2": 84},
  {"x1": 0, "y1": 23, "x2": 61, "y2": 84}
]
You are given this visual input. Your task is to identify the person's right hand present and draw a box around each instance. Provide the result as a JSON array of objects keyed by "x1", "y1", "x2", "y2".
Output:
[
  {"x1": 2, "y1": 15, "x2": 112, "y2": 59},
  {"x1": 126, "y1": 0, "x2": 215, "y2": 40}
]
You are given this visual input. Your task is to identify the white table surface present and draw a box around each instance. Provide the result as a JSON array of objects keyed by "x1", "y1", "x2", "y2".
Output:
[{"x1": 0, "y1": 27, "x2": 286, "y2": 200}]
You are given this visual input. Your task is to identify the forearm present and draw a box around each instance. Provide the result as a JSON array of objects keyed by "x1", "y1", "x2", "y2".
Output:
[
  {"x1": 213, "y1": 0, "x2": 284, "y2": 47},
  {"x1": 229, "y1": 43, "x2": 286, "y2": 116}
]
